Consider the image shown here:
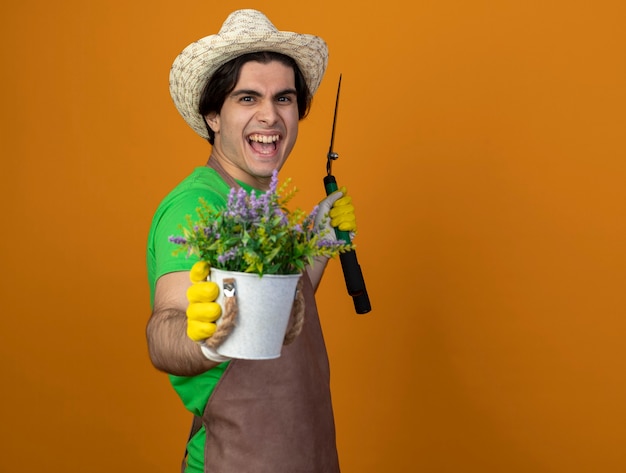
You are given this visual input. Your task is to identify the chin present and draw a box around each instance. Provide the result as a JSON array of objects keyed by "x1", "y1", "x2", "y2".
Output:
[{"x1": 250, "y1": 158, "x2": 283, "y2": 176}]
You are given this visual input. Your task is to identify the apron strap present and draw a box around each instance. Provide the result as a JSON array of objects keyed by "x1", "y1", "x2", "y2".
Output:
[{"x1": 206, "y1": 155, "x2": 240, "y2": 189}]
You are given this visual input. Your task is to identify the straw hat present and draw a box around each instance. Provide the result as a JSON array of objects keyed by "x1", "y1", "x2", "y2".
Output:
[{"x1": 169, "y1": 9, "x2": 329, "y2": 139}]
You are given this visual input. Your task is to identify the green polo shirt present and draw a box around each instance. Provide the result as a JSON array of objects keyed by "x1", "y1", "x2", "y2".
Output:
[{"x1": 146, "y1": 166, "x2": 256, "y2": 473}]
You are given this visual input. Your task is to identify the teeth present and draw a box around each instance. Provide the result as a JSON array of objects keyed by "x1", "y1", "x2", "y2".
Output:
[{"x1": 249, "y1": 134, "x2": 279, "y2": 143}]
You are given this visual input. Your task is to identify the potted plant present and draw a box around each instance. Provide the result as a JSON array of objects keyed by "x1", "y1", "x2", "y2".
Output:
[{"x1": 169, "y1": 170, "x2": 353, "y2": 359}]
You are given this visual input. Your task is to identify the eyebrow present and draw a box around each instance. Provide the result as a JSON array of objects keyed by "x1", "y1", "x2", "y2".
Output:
[{"x1": 231, "y1": 88, "x2": 298, "y2": 99}]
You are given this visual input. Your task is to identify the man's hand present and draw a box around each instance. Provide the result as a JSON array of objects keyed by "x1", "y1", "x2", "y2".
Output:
[
  {"x1": 186, "y1": 261, "x2": 222, "y2": 341},
  {"x1": 315, "y1": 186, "x2": 357, "y2": 236}
]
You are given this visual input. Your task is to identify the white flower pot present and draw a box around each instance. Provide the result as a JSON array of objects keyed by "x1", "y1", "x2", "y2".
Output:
[{"x1": 210, "y1": 268, "x2": 302, "y2": 360}]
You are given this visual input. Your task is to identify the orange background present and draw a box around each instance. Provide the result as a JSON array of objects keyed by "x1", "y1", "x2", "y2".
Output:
[{"x1": 1, "y1": 1, "x2": 625, "y2": 471}]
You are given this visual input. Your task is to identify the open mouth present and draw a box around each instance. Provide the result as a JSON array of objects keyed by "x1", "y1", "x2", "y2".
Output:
[{"x1": 248, "y1": 134, "x2": 280, "y2": 155}]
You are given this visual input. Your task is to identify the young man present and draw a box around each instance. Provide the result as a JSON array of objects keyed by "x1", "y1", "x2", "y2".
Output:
[{"x1": 146, "y1": 9, "x2": 356, "y2": 473}]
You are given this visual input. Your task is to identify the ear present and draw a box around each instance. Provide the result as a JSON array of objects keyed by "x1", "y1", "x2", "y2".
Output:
[{"x1": 204, "y1": 113, "x2": 220, "y2": 133}]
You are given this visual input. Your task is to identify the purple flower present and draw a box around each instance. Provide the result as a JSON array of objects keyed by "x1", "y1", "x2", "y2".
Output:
[
  {"x1": 169, "y1": 236, "x2": 187, "y2": 244},
  {"x1": 309, "y1": 205, "x2": 320, "y2": 221},
  {"x1": 256, "y1": 190, "x2": 270, "y2": 216},
  {"x1": 279, "y1": 211, "x2": 289, "y2": 226},
  {"x1": 268, "y1": 169, "x2": 279, "y2": 195},
  {"x1": 317, "y1": 238, "x2": 346, "y2": 249},
  {"x1": 217, "y1": 247, "x2": 238, "y2": 264},
  {"x1": 249, "y1": 190, "x2": 258, "y2": 216},
  {"x1": 227, "y1": 187, "x2": 236, "y2": 208}
]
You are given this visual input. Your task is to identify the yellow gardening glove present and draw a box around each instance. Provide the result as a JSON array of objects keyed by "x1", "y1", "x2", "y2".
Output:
[
  {"x1": 315, "y1": 187, "x2": 357, "y2": 237},
  {"x1": 329, "y1": 187, "x2": 357, "y2": 232},
  {"x1": 186, "y1": 261, "x2": 222, "y2": 342}
]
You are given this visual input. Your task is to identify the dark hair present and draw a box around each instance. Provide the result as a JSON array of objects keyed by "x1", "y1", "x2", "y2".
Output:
[{"x1": 198, "y1": 51, "x2": 312, "y2": 144}]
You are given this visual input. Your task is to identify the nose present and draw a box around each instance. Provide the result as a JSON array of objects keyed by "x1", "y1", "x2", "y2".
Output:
[{"x1": 256, "y1": 100, "x2": 278, "y2": 125}]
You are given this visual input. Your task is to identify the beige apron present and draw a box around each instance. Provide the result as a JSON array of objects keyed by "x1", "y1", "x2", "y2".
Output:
[
  {"x1": 189, "y1": 157, "x2": 340, "y2": 472},
  {"x1": 200, "y1": 272, "x2": 339, "y2": 472}
]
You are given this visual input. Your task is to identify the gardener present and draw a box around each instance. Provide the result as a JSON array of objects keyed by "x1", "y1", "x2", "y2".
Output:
[{"x1": 146, "y1": 9, "x2": 357, "y2": 473}]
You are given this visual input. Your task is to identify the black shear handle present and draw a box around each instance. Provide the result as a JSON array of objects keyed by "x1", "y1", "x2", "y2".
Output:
[{"x1": 324, "y1": 175, "x2": 371, "y2": 314}]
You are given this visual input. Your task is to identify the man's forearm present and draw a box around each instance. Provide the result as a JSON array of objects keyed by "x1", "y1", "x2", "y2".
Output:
[
  {"x1": 306, "y1": 256, "x2": 330, "y2": 293},
  {"x1": 146, "y1": 308, "x2": 220, "y2": 376}
]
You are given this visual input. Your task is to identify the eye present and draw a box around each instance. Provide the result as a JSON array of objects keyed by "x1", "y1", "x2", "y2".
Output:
[
  {"x1": 277, "y1": 94, "x2": 296, "y2": 104},
  {"x1": 240, "y1": 95, "x2": 255, "y2": 103}
]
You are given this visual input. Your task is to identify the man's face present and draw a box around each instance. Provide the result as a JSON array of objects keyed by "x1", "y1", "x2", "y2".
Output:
[{"x1": 205, "y1": 60, "x2": 300, "y2": 189}]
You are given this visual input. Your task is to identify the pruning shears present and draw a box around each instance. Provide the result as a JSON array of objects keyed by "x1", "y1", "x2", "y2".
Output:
[{"x1": 324, "y1": 75, "x2": 372, "y2": 314}]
